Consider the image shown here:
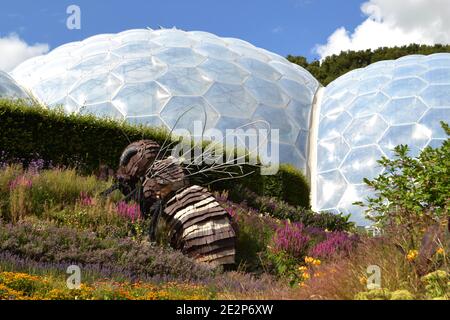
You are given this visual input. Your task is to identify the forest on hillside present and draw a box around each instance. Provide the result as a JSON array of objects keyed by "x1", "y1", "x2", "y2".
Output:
[{"x1": 288, "y1": 44, "x2": 450, "y2": 86}]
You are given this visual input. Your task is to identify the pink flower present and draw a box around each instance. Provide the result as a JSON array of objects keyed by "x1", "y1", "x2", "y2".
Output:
[
  {"x1": 116, "y1": 201, "x2": 142, "y2": 222},
  {"x1": 78, "y1": 192, "x2": 94, "y2": 206},
  {"x1": 226, "y1": 207, "x2": 238, "y2": 221},
  {"x1": 272, "y1": 222, "x2": 310, "y2": 258},
  {"x1": 9, "y1": 176, "x2": 33, "y2": 191},
  {"x1": 309, "y1": 232, "x2": 358, "y2": 260}
]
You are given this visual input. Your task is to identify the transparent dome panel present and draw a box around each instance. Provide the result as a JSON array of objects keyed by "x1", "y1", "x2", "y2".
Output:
[
  {"x1": 11, "y1": 28, "x2": 319, "y2": 173},
  {"x1": 314, "y1": 54, "x2": 450, "y2": 225}
]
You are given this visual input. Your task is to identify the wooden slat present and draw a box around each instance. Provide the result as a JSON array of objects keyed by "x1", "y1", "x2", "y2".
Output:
[
  {"x1": 165, "y1": 190, "x2": 211, "y2": 216},
  {"x1": 168, "y1": 206, "x2": 226, "y2": 235},
  {"x1": 163, "y1": 185, "x2": 236, "y2": 266}
]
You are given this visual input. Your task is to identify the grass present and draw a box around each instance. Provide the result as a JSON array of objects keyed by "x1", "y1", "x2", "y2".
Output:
[{"x1": 0, "y1": 163, "x2": 448, "y2": 300}]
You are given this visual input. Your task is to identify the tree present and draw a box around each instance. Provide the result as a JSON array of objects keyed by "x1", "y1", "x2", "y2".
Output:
[{"x1": 288, "y1": 44, "x2": 450, "y2": 86}]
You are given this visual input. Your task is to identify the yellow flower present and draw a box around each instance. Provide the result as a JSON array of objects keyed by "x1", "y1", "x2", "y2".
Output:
[
  {"x1": 436, "y1": 247, "x2": 445, "y2": 256},
  {"x1": 304, "y1": 256, "x2": 315, "y2": 264},
  {"x1": 406, "y1": 250, "x2": 419, "y2": 262},
  {"x1": 313, "y1": 272, "x2": 322, "y2": 278},
  {"x1": 302, "y1": 272, "x2": 310, "y2": 280},
  {"x1": 313, "y1": 259, "x2": 321, "y2": 266},
  {"x1": 298, "y1": 266, "x2": 308, "y2": 272}
]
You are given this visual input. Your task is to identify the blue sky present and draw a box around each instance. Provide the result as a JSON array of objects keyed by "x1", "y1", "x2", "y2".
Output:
[{"x1": 0, "y1": 0, "x2": 365, "y2": 60}]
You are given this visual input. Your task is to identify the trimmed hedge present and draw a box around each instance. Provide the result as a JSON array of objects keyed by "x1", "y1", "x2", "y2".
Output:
[{"x1": 0, "y1": 99, "x2": 310, "y2": 207}]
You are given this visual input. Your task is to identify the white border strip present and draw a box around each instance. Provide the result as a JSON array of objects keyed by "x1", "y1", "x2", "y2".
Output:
[{"x1": 308, "y1": 86, "x2": 325, "y2": 211}]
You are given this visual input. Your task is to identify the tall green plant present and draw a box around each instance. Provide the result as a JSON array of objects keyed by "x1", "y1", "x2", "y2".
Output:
[{"x1": 356, "y1": 122, "x2": 450, "y2": 234}]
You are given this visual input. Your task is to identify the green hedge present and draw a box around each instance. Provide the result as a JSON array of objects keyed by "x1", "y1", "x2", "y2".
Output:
[{"x1": 0, "y1": 99, "x2": 310, "y2": 207}]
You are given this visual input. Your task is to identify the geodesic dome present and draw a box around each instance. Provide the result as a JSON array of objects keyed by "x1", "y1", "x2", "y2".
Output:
[
  {"x1": 11, "y1": 28, "x2": 319, "y2": 172},
  {"x1": 0, "y1": 70, "x2": 30, "y2": 99},
  {"x1": 312, "y1": 54, "x2": 450, "y2": 225}
]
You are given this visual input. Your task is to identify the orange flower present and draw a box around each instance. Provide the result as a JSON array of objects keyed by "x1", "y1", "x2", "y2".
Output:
[{"x1": 406, "y1": 250, "x2": 419, "y2": 262}]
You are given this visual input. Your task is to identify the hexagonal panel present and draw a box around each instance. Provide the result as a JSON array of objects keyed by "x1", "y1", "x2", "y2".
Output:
[
  {"x1": 320, "y1": 91, "x2": 356, "y2": 117},
  {"x1": 286, "y1": 99, "x2": 312, "y2": 130},
  {"x1": 193, "y1": 42, "x2": 238, "y2": 61},
  {"x1": 356, "y1": 76, "x2": 391, "y2": 95},
  {"x1": 198, "y1": 58, "x2": 249, "y2": 85},
  {"x1": 155, "y1": 47, "x2": 206, "y2": 67},
  {"x1": 379, "y1": 124, "x2": 432, "y2": 157},
  {"x1": 392, "y1": 64, "x2": 427, "y2": 78},
  {"x1": 422, "y1": 68, "x2": 450, "y2": 84},
  {"x1": 421, "y1": 84, "x2": 450, "y2": 107},
  {"x1": 245, "y1": 76, "x2": 290, "y2": 108},
  {"x1": 425, "y1": 56, "x2": 450, "y2": 68},
  {"x1": 278, "y1": 77, "x2": 313, "y2": 102},
  {"x1": 238, "y1": 57, "x2": 282, "y2": 82},
  {"x1": 343, "y1": 115, "x2": 388, "y2": 146},
  {"x1": 383, "y1": 77, "x2": 427, "y2": 98},
  {"x1": 381, "y1": 97, "x2": 428, "y2": 125},
  {"x1": 70, "y1": 73, "x2": 123, "y2": 105},
  {"x1": 317, "y1": 137, "x2": 350, "y2": 172},
  {"x1": 160, "y1": 96, "x2": 219, "y2": 134},
  {"x1": 348, "y1": 92, "x2": 389, "y2": 118},
  {"x1": 113, "y1": 82, "x2": 170, "y2": 116},
  {"x1": 337, "y1": 184, "x2": 376, "y2": 224},
  {"x1": 228, "y1": 43, "x2": 270, "y2": 62},
  {"x1": 157, "y1": 67, "x2": 213, "y2": 96},
  {"x1": 51, "y1": 96, "x2": 79, "y2": 113},
  {"x1": 70, "y1": 53, "x2": 121, "y2": 76},
  {"x1": 295, "y1": 130, "x2": 309, "y2": 160},
  {"x1": 205, "y1": 82, "x2": 257, "y2": 118},
  {"x1": 269, "y1": 61, "x2": 314, "y2": 85},
  {"x1": 113, "y1": 57, "x2": 167, "y2": 83},
  {"x1": 340, "y1": 145, "x2": 384, "y2": 184},
  {"x1": 32, "y1": 75, "x2": 78, "y2": 105},
  {"x1": 113, "y1": 40, "x2": 161, "y2": 58},
  {"x1": 151, "y1": 31, "x2": 197, "y2": 47},
  {"x1": 72, "y1": 40, "x2": 119, "y2": 59},
  {"x1": 252, "y1": 104, "x2": 300, "y2": 144},
  {"x1": 419, "y1": 108, "x2": 450, "y2": 139},
  {"x1": 0, "y1": 72, "x2": 30, "y2": 98},
  {"x1": 316, "y1": 170, "x2": 347, "y2": 210},
  {"x1": 318, "y1": 111, "x2": 352, "y2": 141}
]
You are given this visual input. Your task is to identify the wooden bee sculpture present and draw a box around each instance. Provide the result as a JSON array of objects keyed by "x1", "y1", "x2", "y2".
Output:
[{"x1": 102, "y1": 140, "x2": 236, "y2": 267}]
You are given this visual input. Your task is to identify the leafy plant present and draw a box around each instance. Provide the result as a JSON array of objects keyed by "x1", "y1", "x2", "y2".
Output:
[{"x1": 356, "y1": 122, "x2": 450, "y2": 241}]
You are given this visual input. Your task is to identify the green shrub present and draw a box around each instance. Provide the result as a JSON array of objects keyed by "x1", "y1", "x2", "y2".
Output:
[
  {"x1": 357, "y1": 122, "x2": 450, "y2": 237},
  {"x1": 355, "y1": 289, "x2": 415, "y2": 300},
  {"x1": 421, "y1": 270, "x2": 449, "y2": 300},
  {"x1": 223, "y1": 188, "x2": 354, "y2": 231},
  {"x1": 261, "y1": 164, "x2": 310, "y2": 208},
  {"x1": 0, "y1": 99, "x2": 310, "y2": 207}
]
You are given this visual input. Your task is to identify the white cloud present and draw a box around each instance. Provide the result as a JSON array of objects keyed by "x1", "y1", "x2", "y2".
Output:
[
  {"x1": 0, "y1": 34, "x2": 49, "y2": 72},
  {"x1": 315, "y1": 0, "x2": 450, "y2": 59}
]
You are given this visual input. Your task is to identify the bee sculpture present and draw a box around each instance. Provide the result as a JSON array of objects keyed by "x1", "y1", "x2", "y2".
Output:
[{"x1": 102, "y1": 139, "x2": 236, "y2": 267}]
